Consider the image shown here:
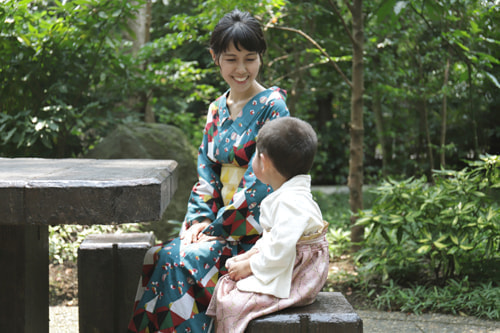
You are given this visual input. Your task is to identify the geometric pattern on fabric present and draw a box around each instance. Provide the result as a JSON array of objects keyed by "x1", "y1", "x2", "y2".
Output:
[
  {"x1": 145, "y1": 295, "x2": 159, "y2": 313},
  {"x1": 220, "y1": 164, "x2": 246, "y2": 206},
  {"x1": 200, "y1": 265, "x2": 219, "y2": 288},
  {"x1": 169, "y1": 289, "x2": 197, "y2": 320}
]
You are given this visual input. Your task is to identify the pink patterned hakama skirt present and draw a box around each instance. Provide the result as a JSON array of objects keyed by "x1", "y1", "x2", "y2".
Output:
[{"x1": 205, "y1": 231, "x2": 329, "y2": 333}]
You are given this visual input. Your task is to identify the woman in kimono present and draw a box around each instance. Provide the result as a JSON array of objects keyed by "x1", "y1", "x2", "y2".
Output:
[{"x1": 127, "y1": 9, "x2": 289, "y2": 333}]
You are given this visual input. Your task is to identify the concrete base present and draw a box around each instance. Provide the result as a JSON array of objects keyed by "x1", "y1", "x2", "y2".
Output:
[
  {"x1": 78, "y1": 233, "x2": 155, "y2": 333},
  {"x1": 0, "y1": 225, "x2": 49, "y2": 333},
  {"x1": 246, "y1": 292, "x2": 363, "y2": 333}
]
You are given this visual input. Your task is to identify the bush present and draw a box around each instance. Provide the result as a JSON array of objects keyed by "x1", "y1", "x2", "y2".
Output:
[
  {"x1": 373, "y1": 277, "x2": 500, "y2": 320},
  {"x1": 49, "y1": 224, "x2": 140, "y2": 264},
  {"x1": 0, "y1": 0, "x2": 145, "y2": 157},
  {"x1": 356, "y1": 154, "x2": 499, "y2": 284},
  {"x1": 348, "y1": 155, "x2": 500, "y2": 318}
]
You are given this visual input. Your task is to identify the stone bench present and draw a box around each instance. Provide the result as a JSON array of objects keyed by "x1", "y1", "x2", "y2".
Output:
[
  {"x1": 78, "y1": 232, "x2": 156, "y2": 333},
  {"x1": 247, "y1": 292, "x2": 363, "y2": 332}
]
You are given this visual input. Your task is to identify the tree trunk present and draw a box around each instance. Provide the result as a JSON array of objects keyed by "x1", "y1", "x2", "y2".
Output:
[
  {"x1": 440, "y1": 57, "x2": 450, "y2": 167},
  {"x1": 423, "y1": 99, "x2": 435, "y2": 178},
  {"x1": 125, "y1": 0, "x2": 154, "y2": 123},
  {"x1": 372, "y1": 81, "x2": 387, "y2": 177},
  {"x1": 348, "y1": 0, "x2": 364, "y2": 252}
]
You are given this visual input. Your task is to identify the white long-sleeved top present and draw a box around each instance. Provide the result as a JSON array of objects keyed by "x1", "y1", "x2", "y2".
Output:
[{"x1": 235, "y1": 174, "x2": 324, "y2": 298}]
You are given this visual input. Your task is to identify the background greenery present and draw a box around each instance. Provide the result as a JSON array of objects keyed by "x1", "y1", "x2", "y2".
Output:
[
  {"x1": 1, "y1": 0, "x2": 498, "y2": 183},
  {"x1": 2, "y1": 0, "x2": 499, "y2": 320}
]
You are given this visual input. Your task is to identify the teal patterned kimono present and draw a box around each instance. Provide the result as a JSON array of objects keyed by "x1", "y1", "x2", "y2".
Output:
[{"x1": 128, "y1": 87, "x2": 289, "y2": 333}]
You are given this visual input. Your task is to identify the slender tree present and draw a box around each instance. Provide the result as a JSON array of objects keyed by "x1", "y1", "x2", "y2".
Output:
[{"x1": 346, "y1": 0, "x2": 365, "y2": 251}]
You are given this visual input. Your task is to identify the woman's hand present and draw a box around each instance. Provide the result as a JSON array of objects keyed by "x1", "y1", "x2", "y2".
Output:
[
  {"x1": 180, "y1": 220, "x2": 210, "y2": 245},
  {"x1": 180, "y1": 219, "x2": 225, "y2": 245}
]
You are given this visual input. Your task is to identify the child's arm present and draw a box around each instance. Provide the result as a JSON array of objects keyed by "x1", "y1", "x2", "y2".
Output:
[{"x1": 231, "y1": 247, "x2": 259, "y2": 262}]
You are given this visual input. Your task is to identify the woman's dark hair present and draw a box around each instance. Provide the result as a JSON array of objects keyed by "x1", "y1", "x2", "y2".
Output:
[
  {"x1": 210, "y1": 9, "x2": 267, "y2": 60},
  {"x1": 256, "y1": 117, "x2": 318, "y2": 180}
]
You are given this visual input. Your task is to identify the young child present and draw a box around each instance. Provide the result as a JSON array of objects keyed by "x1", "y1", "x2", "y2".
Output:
[{"x1": 206, "y1": 117, "x2": 329, "y2": 332}]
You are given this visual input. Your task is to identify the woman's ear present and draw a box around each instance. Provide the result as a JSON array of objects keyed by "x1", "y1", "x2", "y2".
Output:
[{"x1": 209, "y1": 49, "x2": 219, "y2": 66}]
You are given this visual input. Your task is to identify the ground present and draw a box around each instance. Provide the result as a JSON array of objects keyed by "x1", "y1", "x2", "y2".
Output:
[
  {"x1": 49, "y1": 257, "x2": 372, "y2": 310},
  {"x1": 50, "y1": 262, "x2": 78, "y2": 306}
]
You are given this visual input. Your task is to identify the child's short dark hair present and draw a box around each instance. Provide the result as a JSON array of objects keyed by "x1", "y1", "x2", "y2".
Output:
[
  {"x1": 210, "y1": 9, "x2": 267, "y2": 60},
  {"x1": 256, "y1": 117, "x2": 318, "y2": 180}
]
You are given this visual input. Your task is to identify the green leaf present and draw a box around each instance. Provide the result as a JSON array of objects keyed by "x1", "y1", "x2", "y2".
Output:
[
  {"x1": 485, "y1": 72, "x2": 500, "y2": 89},
  {"x1": 355, "y1": 216, "x2": 373, "y2": 226},
  {"x1": 375, "y1": 0, "x2": 398, "y2": 23},
  {"x1": 433, "y1": 240, "x2": 447, "y2": 249},
  {"x1": 417, "y1": 245, "x2": 431, "y2": 254}
]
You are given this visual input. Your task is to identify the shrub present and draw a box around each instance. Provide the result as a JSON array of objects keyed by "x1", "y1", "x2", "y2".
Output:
[
  {"x1": 0, "y1": 0, "x2": 145, "y2": 157},
  {"x1": 356, "y1": 154, "x2": 500, "y2": 284}
]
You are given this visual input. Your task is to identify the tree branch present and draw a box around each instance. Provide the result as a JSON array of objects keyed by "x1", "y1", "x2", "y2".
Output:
[
  {"x1": 409, "y1": 1, "x2": 472, "y2": 68},
  {"x1": 271, "y1": 25, "x2": 353, "y2": 89},
  {"x1": 270, "y1": 59, "x2": 330, "y2": 85},
  {"x1": 328, "y1": 0, "x2": 355, "y2": 45},
  {"x1": 343, "y1": 0, "x2": 354, "y2": 14}
]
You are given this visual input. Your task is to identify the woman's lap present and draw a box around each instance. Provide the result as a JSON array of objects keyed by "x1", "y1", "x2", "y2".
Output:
[{"x1": 129, "y1": 237, "x2": 228, "y2": 332}]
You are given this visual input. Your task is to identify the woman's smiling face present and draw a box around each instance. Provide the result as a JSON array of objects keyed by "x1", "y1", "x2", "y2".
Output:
[{"x1": 213, "y1": 43, "x2": 261, "y2": 96}]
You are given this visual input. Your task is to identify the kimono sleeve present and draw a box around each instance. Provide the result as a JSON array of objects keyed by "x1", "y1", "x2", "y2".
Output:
[{"x1": 183, "y1": 102, "x2": 224, "y2": 227}]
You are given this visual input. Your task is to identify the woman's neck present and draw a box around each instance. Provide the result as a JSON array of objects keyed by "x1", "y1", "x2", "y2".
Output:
[{"x1": 226, "y1": 82, "x2": 265, "y2": 119}]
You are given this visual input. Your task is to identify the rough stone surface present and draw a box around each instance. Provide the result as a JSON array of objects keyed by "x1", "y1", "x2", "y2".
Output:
[
  {"x1": 0, "y1": 158, "x2": 178, "y2": 225},
  {"x1": 246, "y1": 292, "x2": 363, "y2": 333},
  {"x1": 78, "y1": 233, "x2": 156, "y2": 333},
  {"x1": 0, "y1": 225, "x2": 48, "y2": 333},
  {"x1": 85, "y1": 123, "x2": 198, "y2": 240}
]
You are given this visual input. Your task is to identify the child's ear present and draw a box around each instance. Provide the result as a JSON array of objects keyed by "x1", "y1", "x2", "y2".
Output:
[{"x1": 260, "y1": 153, "x2": 273, "y2": 171}]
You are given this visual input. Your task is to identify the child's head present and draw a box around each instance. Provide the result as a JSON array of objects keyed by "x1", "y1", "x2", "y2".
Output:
[
  {"x1": 256, "y1": 117, "x2": 318, "y2": 180},
  {"x1": 210, "y1": 9, "x2": 267, "y2": 62}
]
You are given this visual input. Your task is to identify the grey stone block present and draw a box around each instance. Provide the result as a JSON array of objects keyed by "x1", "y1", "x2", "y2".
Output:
[
  {"x1": 78, "y1": 233, "x2": 156, "y2": 333},
  {"x1": 0, "y1": 225, "x2": 49, "y2": 333},
  {"x1": 246, "y1": 292, "x2": 363, "y2": 333},
  {"x1": 0, "y1": 158, "x2": 178, "y2": 225}
]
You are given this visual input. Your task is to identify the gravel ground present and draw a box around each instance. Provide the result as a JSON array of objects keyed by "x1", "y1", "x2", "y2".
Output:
[
  {"x1": 50, "y1": 307, "x2": 78, "y2": 333},
  {"x1": 50, "y1": 306, "x2": 500, "y2": 333}
]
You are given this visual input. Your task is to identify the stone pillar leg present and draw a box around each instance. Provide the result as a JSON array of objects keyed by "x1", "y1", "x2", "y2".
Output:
[
  {"x1": 0, "y1": 225, "x2": 49, "y2": 333},
  {"x1": 78, "y1": 233, "x2": 155, "y2": 333}
]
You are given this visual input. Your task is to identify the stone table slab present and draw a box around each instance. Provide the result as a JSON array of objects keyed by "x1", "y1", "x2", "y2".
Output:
[{"x1": 0, "y1": 158, "x2": 178, "y2": 225}]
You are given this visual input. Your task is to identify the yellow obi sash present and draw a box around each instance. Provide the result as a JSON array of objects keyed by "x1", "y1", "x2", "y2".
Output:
[
  {"x1": 220, "y1": 164, "x2": 247, "y2": 206},
  {"x1": 298, "y1": 220, "x2": 329, "y2": 242}
]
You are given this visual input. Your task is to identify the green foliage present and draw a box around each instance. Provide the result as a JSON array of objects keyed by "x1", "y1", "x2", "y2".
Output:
[
  {"x1": 314, "y1": 189, "x2": 376, "y2": 259},
  {"x1": 0, "y1": 0, "x2": 145, "y2": 157},
  {"x1": 374, "y1": 278, "x2": 500, "y2": 320},
  {"x1": 356, "y1": 154, "x2": 500, "y2": 284},
  {"x1": 2, "y1": 0, "x2": 499, "y2": 183},
  {"x1": 48, "y1": 224, "x2": 140, "y2": 264}
]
